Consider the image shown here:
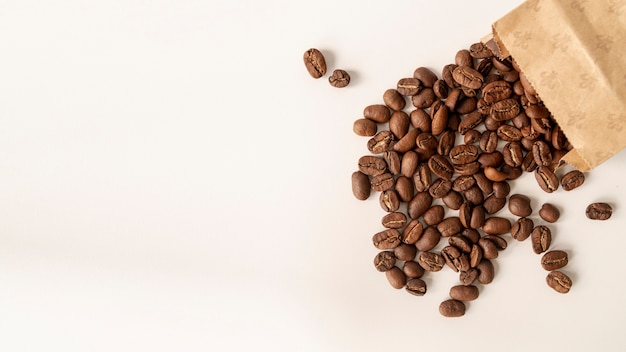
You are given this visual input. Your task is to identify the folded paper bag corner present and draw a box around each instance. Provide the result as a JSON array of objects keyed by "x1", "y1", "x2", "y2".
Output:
[{"x1": 488, "y1": 0, "x2": 626, "y2": 171}]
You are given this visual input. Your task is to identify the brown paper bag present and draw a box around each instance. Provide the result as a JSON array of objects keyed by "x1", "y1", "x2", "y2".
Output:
[{"x1": 486, "y1": 0, "x2": 626, "y2": 171}]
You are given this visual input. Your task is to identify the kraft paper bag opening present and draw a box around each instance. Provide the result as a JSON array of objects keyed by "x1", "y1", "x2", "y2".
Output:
[{"x1": 486, "y1": 0, "x2": 626, "y2": 171}]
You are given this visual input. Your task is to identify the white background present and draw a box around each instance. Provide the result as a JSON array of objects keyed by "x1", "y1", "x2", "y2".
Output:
[{"x1": 1, "y1": 0, "x2": 625, "y2": 351}]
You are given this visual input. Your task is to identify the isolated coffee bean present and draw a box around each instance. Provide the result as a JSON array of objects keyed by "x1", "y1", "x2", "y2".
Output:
[
  {"x1": 476, "y1": 259, "x2": 495, "y2": 284},
  {"x1": 351, "y1": 171, "x2": 370, "y2": 200},
  {"x1": 439, "y1": 299, "x2": 466, "y2": 317},
  {"x1": 382, "y1": 212, "x2": 407, "y2": 229},
  {"x1": 402, "y1": 219, "x2": 424, "y2": 244},
  {"x1": 329, "y1": 69, "x2": 350, "y2": 87},
  {"x1": 482, "y1": 217, "x2": 511, "y2": 235},
  {"x1": 406, "y1": 278, "x2": 428, "y2": 296},
  {"x1": 586, "y1": 202, "x2": 612, "y2": 220},
  {"x1": 303, "y1": 48, "x2": 326, "y2": 78},
  {"x1": 539, "y1": 203, "x2": 560, "y2": 223},
  {"x1": 374, "y1": 251, "x2": 396, "y2": 272},
  {"x1": 403, "y1": 261, "x2": 425, "y2": 278},
  {"x1": 561, "y1": 170, "x2": 585, "y2": 191},
  {"x1": 531, "y1": 225, "x2": 552, "y2": 254},
  {"x1": 367, "y1": 131, "x2": 395, "y2": 154},
  {"x1": 379, "y1": 190, "x2": 400, "y2": 212},
  {"x1": 386, "y1": 267, "x2": 407, "y2": 289},
  {"x1": 353, "y1": 118, "x2": 377, "y2": 136},
  {"x1": 541, "y1": 250, "x2": 568, "y2": 271},
  {"x1": 394, "y1": 243, "x2": 418, "y2": 261},
  {"x1": 511, "y1": 217, "x2": 534, "y2": 241},
  {"x1": 450, "y1": 285, "x2": 479, "y2": 301},
  {"x1": 373, "y1": 229, "x2": 401, "y2": 250},
  {"x1": 535, "y1": 166, "x2": 559, "y2": 193},
  {"x1": 508, "y1": 194, "x2": 532, "y2": 217},
  {"x1": 370, "y1": 173, "x2": 394, "y2": 192},
  {"x1": 546, "y1": 271, "x2": 572, "y2": 294},
  {"x1": 415, "y1": 226, "x2": 442, "y2": 251},
  {"x1": 418, "y1": 251, "x2": 445, "y2": 272}
]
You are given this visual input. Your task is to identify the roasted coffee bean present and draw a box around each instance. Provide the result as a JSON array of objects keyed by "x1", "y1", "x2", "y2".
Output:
[
  {"x1": 508, "y1": 194, "x2": 532, "y2": 217},
  {"x1": 386, "y1": 267, "x2": 407, "y2": 289},
  {"x1": 438, "y1": 130, "x2": 456, "y2": 156},
  {"x1": 470, "y1": 42, "x2": 493, "y2": 58},
  {"x1": 442, "y1": 64, "x2": 458, "y2": 88},
  {"x1": 551, "y1": 125, "x2": 568, "y2": 150},
  {"x1": 403, "y1": 261, "x2": 425, "y2": 278},
  {"x1": 455, "y1": 49, "x2": 474, "y2": 67},
  {"x1": 479, "y1": 238, "x2": 499, "y2": 259},
  {"x1": 476, "y1": 56, "x2": 494, "y2": 76},
  {"x1": 394, "y1": 243, "x2": 418, "y2": 261},
  {"x1": 512, "y1": 80, "x2": 525, "y2": 96},
  {"x1": 532, "y1": 140, "x2": 552, "y2": 166},
  {"x1": 511, "y1": 217, "x2": 534, "y2": 241},
  {"x1": 522, "y1": 151, "x2": 538, "y2": 172},
  {"x1": 382, "y1": 212, "x2": 408, "y2": 229},
  {"x1": 449, "y1": 234, "x2": 472, "y2": 253},
  {"x1": 445, "y1": 88, "x2": 462, "y2": 111},
  {"x1": 367, "y1": 131, "x2": 395, "y2": 154},
  {"x1": 429, "y1": 178, "x2": 452, "y2": 198},
  {"x1": 406, "y1": 278, "x2": 427, "y2": 296},
  {"x1": 460, "y1": 269, "x2": 479, "y2": 286},
  {"x1": 452, "y1": 175, "x2": 476, "y2": 193},
  {"x1": 428, "y1": 155, "x2": 454, "y2": 180},
  {"x1": 464, "y1": 129, "x2": 482, "y2": 144},
  {"x1": 561, "y1": 170, "x2": 585, "y2": 191},
  {"x1": 525, "y1": 104, "x2": 550, "y2": 119},
  {"x1": 497, "y1": 125, "x2": 523, "y2": 142},
  {"x1": 329, "y1": 69, "x2": 350, "y2": 87},
  {"x1": 397, "y1": 77, "x2": 422, "y2": 96},
  {"x1": 464, "y1": 186, "x2": 484, "y2": 205},
  {"x1": 461, "y1": 228, "x2": 481, "y2": 244},
  {"x1": 490, "y1": 98, "x2": 520, "y2": 121},
  {"x1": 358, "y1": 156, "x2": 387, "y2": 176},
  {"x1": 413, "y1": 88, "x2": 437, "y2": 109},
  {"x1": 449, "y1": 145, "x2": 480, "y2": 165},
  {"x1": 450, "y1": 285, "x2": 479, "y2": 301},
  {"x1": 363, "y1": 104, "x2": 391, "y2": 123},
  {"x1": 479, "y1": 131, "x2": 498, "y2": 153},
  {"x1": 483, "y1": 235, "x2": 507, "y2": 250},
  {"x1": 442, "y1": 245, "x2": 462, "y2": 272},
  {"x1": 430, "y1": 101, "x2": 449, "y2": 136},
  {"x1": 454, "y1": 162, "x2": 480, "y2": 176},
  {"x1": 448, "y1": 112, "x2": 462, "y2": 132},
  {"x1": 416, "y1": 132, "x2": 439, "y2": 151},
  {"x1": 452, "y1": 66, "x2": 483, "y2": 89},
  {"x1": 469, "y1": 244, "x2": 483, "y2": 268},
  {"x1": 503, "y1": 165, "x2": 523, "y2": 180},
  {"x1": 459, "y1": 202, "x2": 473, "y2": 228},
  {"x1": 423, "y1": 205, "x2": 446, "y2": 226},
  {"x1": 531, "y1": 225, "x2": 552, "y2": 254},
  {"x1": 539, "y1": 203, "x2": 560, "y2": 223},
  {"x1": 458, "y1": 112, "x2": 483, "y2": 135},
  {"x1": 439, "y1": 299, "x2": 466, "y2": 317},
  {"x1": 546, "y1": 271, "x2": 572, "y2": 294},
  {"x1": 413, "y1": 163, "x2": 432, "y2": 192},
  {"x1": 383, "y1": 151, "x2": 401, "y2": 175},
  {"x1": 535, "y1": 166, "x2": 559, "y2": 193},
  {"x1": 418, "y1": 251, "x2": 445, "y2": 272},
  {"x1": 389, "y1": 111, "x2": 410, "y2": 139},
  {"x1": 351, "y1": 171, "x2": 370, "y2": 200},
  {"x1": 353, "y1": 118, "x2": 377, "y2": 136},
  {"x1": 474, "y1": 172, "x2": 493, "y2": 195},
  {"x1": 303, "y1": 48, "x2": 326, "y2": 78},
  {"x1": 400, "y1": 151, "x2": 419, "y2": 178},
  {"x1": 531, "y1": 117, "x2": 552, "y2": 134},
  {"x1": 548, "y1": 149, "x2": 567, "y2": 172},
  {"x1": 433, "y1": 79, "x2": 449, "y2": 99},
  {"x1": 502, "y1": 70, "x2": 519, "y2": 83},
  {"x1": 586, "y1": 202, "x2": 612, "y2": 220},
  {"x1": 383, "y1": 89, "x2": 406, "y2": 111},
  {"x1": 408, "y1": 191, "x2": 433, "y2": 219},
  {"x1": 442, "y1": 190, "x2": 464, "y2": 210},
  {"x1": 392, "y1": 128, "x2": 419, "y2": 153},
  {"x1": 512, "y1": 112, "x2": 531, "y2": 129},
  {"x1": 482, "y1": 217, "x2": 511, "y2": 235},
  {"x1": 379, "y1": 190, "x2": 400, "y2": 212},
  {"x1": 483, "y1": 194, "x2": 506, "y2": 214},
  {"x1": 484, "y1": 166, "x2": 508, "y2": 182},
  {"x1": 503, "y1": 142, "x2": 524, "y2": 167},
  {"x1": 477, "y1": 97, "x2": 492, "y2": 115},
  {"x1": 410, "y1": 109, "x2": 431, "y2": 132},
  {"x1": 492, "y1": 56, "x2": 513, "y2": 71},
  {"x1": 395, "y1": 176, "x2": 415, "y2": 202},
  {"x1": 415, "y1": 226, "x2": 442, "y2": 251},
  {"x1": 374, "y1": 251, "x2": 396, "y2": 272},
  {"x1": 412, "y1": 66, "x2": 437, "y2": 87},
  {"x1": 437, "y1": 217, "x2": 463, "y2": 237},
  {"x1": 478, "y1": 151, "x2": 504, "y2": 168},
  {"x1": 456, "y1": 97, "x2": 478, "y2": 114},
  {"x1": 492, "y1": 181, "x2": 510, "y2": 198},
  {"x1": 370, "y1": 173, "x2": 394, "y2": 192},
  {"x1": 470, "y1": 205, "x2": 486, "y2": 229},
  {"x1": 541, "y1": 250, "x2": 568, "y2": 271},
  {"x1": 402, "y1": 219, "x2": 424, "y2": 244},
  {"x1": 476, "y1": 259, "x2": 495, "y2": 284},
  {"x1": 373, "y1": 229, "x2": 401, "y2": 250},
  {"x1": 482, "y1": 80, "x2": 512, "y2": 104}
]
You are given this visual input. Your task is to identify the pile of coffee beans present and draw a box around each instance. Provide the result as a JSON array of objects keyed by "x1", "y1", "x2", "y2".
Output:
[{"x1": 346, "y1": 40, "x2": 612, "y2": 317}]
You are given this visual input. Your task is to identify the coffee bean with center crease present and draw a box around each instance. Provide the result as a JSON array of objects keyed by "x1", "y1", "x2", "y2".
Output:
[
  {"x1": 438, "y1": 130, "x2": 456, "y2": 156},
  {"x1": 418, "y1": 252, "x2": 445, "y2": 272},
  {"x1": 464, "y1": 186, "x2": 484, "y2": 205},
  {"x1": 458, "y1": 111, "x2": 484, "y2": 135},
  {"x1": 452, "y1": 175, "x2": 476, "y2": 192},
  {"x1": 367, "y1": 131, "x2": 395, "y2": 154},
  {"x1": 351, "y1": 171, "x2": 370, "y2": 200},
  {"x1": 382, "y1": 212, "x2": 407, "y2": 229},
  {"x1": 429, "y1": 178, "x2": 452, "y2": 198},
  {"x1": 397, "y1": 77, "x2": 422, "y2": 96},
  {"x1": 546, "y1": 271, "x2": 572, "y2": 294},
  {"x1": 303, "y1": 48, "x2": 326, "y2": 78},
  {"x1": 535, "y1": 166, "x2": 559, "y2": 193},
  {"x1": 480, "y1": 131, "x2": 498, "y2": 153},
  {"x1": 329, "y1": 69, "x2": 350, "y2": 88},
  {"x1": 449, "y1": 234, "x2": 472, "y2": 253},
  {"x1": 482, "y1": 80, "x2": 512, "y2": 103},
  {"x1": 428, "y1": 155, "x2": 454, "y2": 180},
  {"x1": 541, "y1": 250, "x2": 568, "y2": 271},
  {"x1": 430, "y1": 101, "x2": 449, "y2": 136},
  {"x1": 406, "y1": 278, "x2": 427, "y2": 296},
  {"x1": 561, "y1": 170, "x2": 585, "y2": 191},
  {"x1": 490, "y1": 98, "x2": 520, "y2": 121},
  {"x1": 370, "y1": 173, "x2": 394, "y2": 192},
  {"x1": 503, "y1": 142, "x2": 524, "y2": 167},
  {"x1": 433, "y1": 79, "x2": 449, "y2": 99},
  {"x1": 508, "y1": 194, "x2": 532, "y2": 217},
  {"x1": 413, "y1": 163, "x2": 432, "y2": 192},
  {"x1": 460, "y1": 268, "x2": 479, "y2": 286},
  {"x1": 386, "y1": 267, "x2": 406, "y2": 289},
  {"x1": 532, "y1": 140, "x2": 552, "y2": 166},
  {"x1": 511, "y1": 217, "x2": 534, "y2": 241},
  {"x1": 452, "y1": 66, "x2": 483, "y2": 89},
  {"x1": 442, "y1": 245, "x2": 462, "y2": 272},
  {"x1": 437, "y1": 217, "x2": 463, "y2": 237},
  {"x1": 449, "y1": 145, "x2": 480, "y2": 165},
  {"x1": 373, "y1": 229, "x2": 401, "y2": 250},
  {"x1": 379, "y1": 190, "x2": 400, "y2": 212},
  {"x1": 374, "y1": 251, "x2": 396, "y2": 272},
  {"x1": 358, "y1": 156, "x2": 387, "y2": 176},
  {"x1": 483, "y1": 235, "x2": 507, "y2": 250},
  {"x1": 586, "y1": 202, "x2": 612, "y2": 220},
  {"x1": 383, "y1": 151, "x2": 401, "y2": 175},
  {"x1": 531, "y1": 225, "x2": 552, "y2": 254},
  {"x1": 353, "y1": 119, "x2": 377, "y2": 136},
  {"x1": 416, "y1": 132, "x2": 439, "y2": 151},
  {"x1": 402, "y1": 219, "x2": 424, "y2": 244},
  {"x1": 363, "y1": 104, "x2": 391, "y2": 123},
  {"x1": 455, "y1": 162, "x2": 481, "y2": 176}
]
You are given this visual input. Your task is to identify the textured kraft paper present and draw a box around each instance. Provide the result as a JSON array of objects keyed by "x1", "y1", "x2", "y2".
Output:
[{"x1": 488, "y1": 0, "x2": 626, "y2": 171}]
